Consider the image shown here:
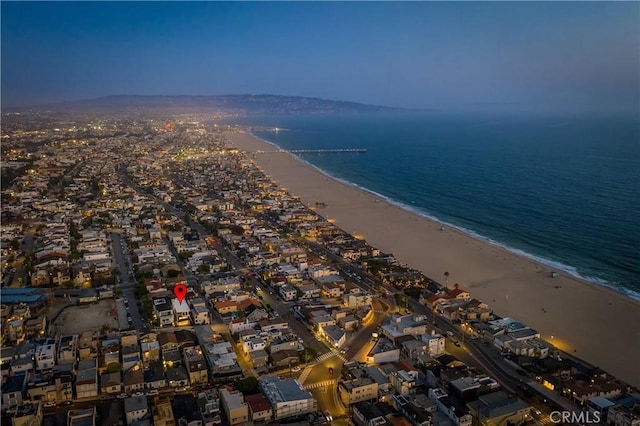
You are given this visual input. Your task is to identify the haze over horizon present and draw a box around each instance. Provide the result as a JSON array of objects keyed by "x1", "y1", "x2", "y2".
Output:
[{"x1": 2, "y1": 2, "x2": 638, "y2": 115}]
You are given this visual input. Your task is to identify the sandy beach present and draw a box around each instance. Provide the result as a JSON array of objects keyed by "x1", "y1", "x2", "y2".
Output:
[{"x1": 226, "y1": 131, "x2": 640, "y2": 387}]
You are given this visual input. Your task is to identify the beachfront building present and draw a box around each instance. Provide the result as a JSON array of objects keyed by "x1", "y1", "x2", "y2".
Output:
[
  {"x1": 421, "y1": 333, "x2": 446, "y2": 356},
  {"x1": 343, "y1": 291, "x2": 373, "y2": 308},
  {"x1": 381, "y1": 313, "x2": 429, "y2": 342}
]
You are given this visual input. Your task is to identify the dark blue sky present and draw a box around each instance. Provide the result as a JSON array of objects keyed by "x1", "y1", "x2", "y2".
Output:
[{"x1": 2, "y1": 2, "x2": 638, "y2": 114}]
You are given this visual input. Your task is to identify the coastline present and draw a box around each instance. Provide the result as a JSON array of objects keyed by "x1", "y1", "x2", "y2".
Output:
[
  {"x1": 226, "y1": 130, "x2": 640, "y2": 388},
  {"x1": 249, "y1": 132, "x2": 640, "y2": 302}
]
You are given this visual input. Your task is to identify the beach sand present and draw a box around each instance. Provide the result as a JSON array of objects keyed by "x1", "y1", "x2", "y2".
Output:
[{"x1": 227, "y1": 131, "x2": 640, "y2": 387}]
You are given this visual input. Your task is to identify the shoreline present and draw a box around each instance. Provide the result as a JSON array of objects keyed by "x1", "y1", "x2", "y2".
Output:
[
  {"x1": 226, "y1": 130, "x2": 640, "y2": 388},
  {"x1": 249, "y1": 132, "x2": 640, "y2": 302}
]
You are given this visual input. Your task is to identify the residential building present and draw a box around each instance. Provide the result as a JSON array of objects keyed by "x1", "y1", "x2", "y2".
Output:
[
  {"x1": 11, "y1": 401, "x2": 43, "y2": 426},
  {"x1": 339, "y1": 377, "x2": 379, "y2": 407},
  {"x1": 35, "y1": 338, "x2": 57, "y2": 370},
  {"x1": 2, "y1": 374, "x2": 26, "y2": 408},
  {"x1": 260, "y1": 376, "x2": 318, "y2": 420},
  {"x1": 366, "y1": 338, "x2": 400, "y2": 364},
  {"x1": 124, "y1": 396, "x2": 149, "y2": 425},
  {"x1": 100, "y1": 372, "x2": 121, "y2": 395},
  {"x1": 75, "y1": 359, "x2": 98, "y2": 399},
  {"x1": 279, "y1": 284, "x2": 298, "y2": 302},
  {"x1": 390, "y1": 370, "x2": 420, "y2": 396},
  {"x1": 184, "y1": 346, "x2": 208, "y2": 385},
  {"x1": 343, "y1": 291, "x2": 373, "y2": 309},
  {"x1": 153, "y1": 297, "x2": 175, "y2": 327},
  {"x1": 220, "y1": 388, "x2": 249, "y2": 425},
  {"x1": 467, "y1": 391, "x2": 530, "y2": 426},
  {"x1": 67, "y1": 408, "x2": 97, "y2": 426},
  {"x1": 421, "y1": 333, "x2": 446, "y2": 356},
  {"x1": 322, "y1": 325, "x2": 346, "y2": 348},
  {"x1": 245, "y1": 392, "x2": 273, "y2": 423}
]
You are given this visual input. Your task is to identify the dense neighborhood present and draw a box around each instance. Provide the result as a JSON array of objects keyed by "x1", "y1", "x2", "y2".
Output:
[{"x1": 1, "y1": 113, "x2": 637, "y2": 426}]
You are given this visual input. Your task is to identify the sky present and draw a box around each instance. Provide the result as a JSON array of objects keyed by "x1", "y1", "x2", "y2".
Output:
[{"x1": 1, "y1": 1, "x2": 639, "y2": 114}]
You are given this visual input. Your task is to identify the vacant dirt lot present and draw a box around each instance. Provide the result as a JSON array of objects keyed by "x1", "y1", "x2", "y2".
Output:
[{"x1": 51, "y1": 299, "x2": 119, "y2": 335}]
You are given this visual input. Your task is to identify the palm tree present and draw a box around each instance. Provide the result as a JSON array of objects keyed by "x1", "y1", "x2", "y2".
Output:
[{"x1": 444, "y1": 272, "x2": 450, "y2": 287}]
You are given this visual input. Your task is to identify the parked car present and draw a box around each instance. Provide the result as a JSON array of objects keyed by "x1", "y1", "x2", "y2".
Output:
[
  {"x1": 44, "y1": 401, "x2": 57, "y2": 408},
  {"x1": 446, "y1": 331, "x2": 454, "y2": 337},
  {"x1": 132, "y1": 392, "x2": 145, "y2": 397},
  {"x1": 291, "y1": 366, "x2": 301, "y2": 372},
  {"x1": 146, "y1": 389, "x2": 159, "y2": 396},
  {"x1": 117, "y1": 393, "x2": 128, "y2": 399},
  {"x1": 58, "y1": 401, "x2": 73, "y2": 406}
]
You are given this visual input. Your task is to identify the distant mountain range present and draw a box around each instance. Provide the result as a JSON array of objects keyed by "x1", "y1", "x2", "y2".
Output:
[{"x1": 10, "y1": 94, "x2": 408, "y2": 115}]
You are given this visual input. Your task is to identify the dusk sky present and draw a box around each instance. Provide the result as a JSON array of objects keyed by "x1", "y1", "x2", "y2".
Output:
[{"x1": 2, "y1": 2, "x2": 639, "y2": 114}]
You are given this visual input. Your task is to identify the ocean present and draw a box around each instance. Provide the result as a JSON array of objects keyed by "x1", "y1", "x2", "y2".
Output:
[{"x1": 225, "y1": 112, "x2": 640, "y2": 299}]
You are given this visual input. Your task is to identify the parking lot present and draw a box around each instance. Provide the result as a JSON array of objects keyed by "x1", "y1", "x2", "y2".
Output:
[{"x1": 50, "y1": 299, "x2": 119, "y2": 335}]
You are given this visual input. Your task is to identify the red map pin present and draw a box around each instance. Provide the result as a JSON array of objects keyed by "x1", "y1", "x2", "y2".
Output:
[{"x1": 174, "y1": 284, "x2": 187, "y2": 304}]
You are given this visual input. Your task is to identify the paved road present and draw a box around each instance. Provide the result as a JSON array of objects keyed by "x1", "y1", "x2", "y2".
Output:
[{"x1": 110, "y1": 232, "x2": 146, "y2": 332}]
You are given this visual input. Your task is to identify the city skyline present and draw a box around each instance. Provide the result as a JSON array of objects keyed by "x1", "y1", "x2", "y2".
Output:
[{"x1": 2, "y1": 1, "x2": 639, "y2": 114}]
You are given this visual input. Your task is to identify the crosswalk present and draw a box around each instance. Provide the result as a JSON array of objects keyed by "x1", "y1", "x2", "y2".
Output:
[
  {"x1": 303, "y1": 379, "x2": 337, "y2": 390},
  {"x1": 314, "y1": 350, "x2": 347, "y2": 364}
]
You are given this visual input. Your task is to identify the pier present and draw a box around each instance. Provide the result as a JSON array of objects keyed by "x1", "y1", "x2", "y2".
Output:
[{"x1": 254, "y1": 148, "x2": 367, "y2": 156}]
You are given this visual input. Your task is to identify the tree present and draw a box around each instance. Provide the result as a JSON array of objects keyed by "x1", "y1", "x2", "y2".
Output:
[
  {"x1": 230, "y1": 225, "x2": 245, "y2": 236},
  {"x1": 232, "y1": 377, "x2": 259, "y2": 395},
  {"x1": 179, "y1": 251, "x2": 194, "y2": 261},
  {"x1": 105, "y1": 362, "x2": 121, "y2": 373},
  {"x1": 300, "y1": 347, "x2": 317, "y2": 363}
]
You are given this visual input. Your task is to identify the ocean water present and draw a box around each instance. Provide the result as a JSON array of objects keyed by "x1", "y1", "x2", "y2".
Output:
[{"x1": 225, "y1": 113, "x2": 640, "y2": 299}]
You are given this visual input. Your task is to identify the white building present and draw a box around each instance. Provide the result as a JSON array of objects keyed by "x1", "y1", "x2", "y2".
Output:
[
  {"x1": 172, "y1": 298, "x2": 191, "y2": 326},
  {"x1": 220, "y1": 388, "x2": 249, "y2": 425},
  {"x1": 35, "y1": 340, "x2": 56, "y2": 371},
  {"x1": 190, "y1": 305, "x2": 211, "y2": 325},
  {"x1": 421, "y1": 333, "x2": 446, "y2": 356},
  {"x1": 279, "y1": 284, "x2": 298, "y2": 302},
  {"x1": 260, "y1": 376, "x2": 318, "y2": 420},
  {"x1": 124, "y1": 396, "x2": 148, "y2": 425},
  {"x1": 343, "y1": 291, "x2": 373, "y2": 308}
]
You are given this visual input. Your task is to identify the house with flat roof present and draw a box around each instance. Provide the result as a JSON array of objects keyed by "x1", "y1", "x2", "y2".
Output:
[
  {"x1": 339, "y1": 377, "x2": 379, "y2": 407},
  {"x1": 421, "y1": 333, "x2": 446, "y2": 357},
  {"x1": 366, "y1": 338, "x2": 400, "y2": 364},
  {"x1": 67, "y1": 407, "x2": 97, "y2": 426},
  {"x1": 183, "y1": 346, "x2": 208, "y2": 384},
  {"x1": 220, "y1": 388, "x2": 249, "y2": 425},
  {"x1": 259, "y1": 375, "x2": 318, "y2": 420},
  {"x1": 381, "y1": 314, "x2": 429, "y2": 342},
  {"x1": 153, "y1": 297, "x2": 174, "y2": 327},
  {"x1": 352, "y1": 400, "x2": 394, "y2": 426},
  {"x1": 322, "y1": 325, "x2": 346, "y2": 349},
  {"x1": 466, "y1": 391, "x2": 530, "y2": 426}
]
